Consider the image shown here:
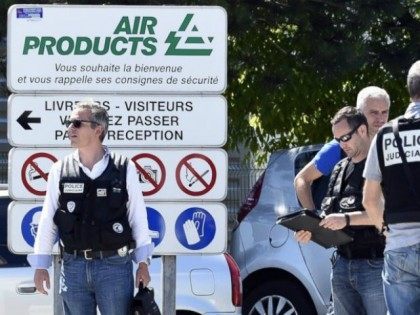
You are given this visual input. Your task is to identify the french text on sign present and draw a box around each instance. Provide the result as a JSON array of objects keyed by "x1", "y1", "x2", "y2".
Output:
[
  {"x1": 8, "y1": 94, "x2": 227, "y2": 147},
  {"x1": 9, "y1": 148, "x2": 227, "y2": 201},
  {"x1": 8, "y1": 5, "x2": 227, "y2": 93},
  {"x1": 8, "y1": 201, "x2": 226, "y2": 255}
]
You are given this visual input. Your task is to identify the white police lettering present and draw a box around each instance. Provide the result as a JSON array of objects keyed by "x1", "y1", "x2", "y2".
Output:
[
  {"x1": 67, "y1": 201, "x2": 76, "y2": 213},
  {"x1": 63, "y1": 183, "x2": 84, "y2": 193},
  {"x1": 97, "y1": 188, "x2": 107, "y2": 197},
  {"x1": 113, "y1": 223, "x2": 123, "y2": 233},
  {"x1": 383, "y1": 130, "x2": 420, "y2": 166}
]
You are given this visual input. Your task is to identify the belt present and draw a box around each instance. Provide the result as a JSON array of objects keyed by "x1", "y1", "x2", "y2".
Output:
[
  {"x1": 338, "y1": 247, "x2": 384, "y2": 260},
  {"x1": 64, "y1": 246, "x2": 130, "y2": 260}
]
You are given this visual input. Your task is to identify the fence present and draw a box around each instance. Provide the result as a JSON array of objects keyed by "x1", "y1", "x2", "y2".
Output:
[{"x1": 225, "y1": 159, "x2": 266, "y2": 246}]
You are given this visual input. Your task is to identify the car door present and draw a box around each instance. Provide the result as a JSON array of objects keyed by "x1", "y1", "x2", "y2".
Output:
[
  {"x1": 0, "y1": 196, "x2": 53, "y2": 315},
  {"x1": 293, "y1": 149, "x2": 334, "y2": 306}
]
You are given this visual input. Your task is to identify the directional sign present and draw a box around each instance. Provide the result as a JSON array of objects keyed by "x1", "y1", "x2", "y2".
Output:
[
  {"x1": 8, "y1": 94, "x2": 227, "y2": 147},
  {"x1": 9, "y1": 148, "x2": 227, "y2": 201},
  {"x1": 7, "y1": 5, "x2": 227, "y2": 93},
  {"x1": 9, "y1": 201, "x2": 227, "y2": 255},
  {"x1": 8, "y1": 201, "x2": 59, "y2": 254},
  {"x1": 17, "y1": 110, "x2": 41, "y2": 130}
]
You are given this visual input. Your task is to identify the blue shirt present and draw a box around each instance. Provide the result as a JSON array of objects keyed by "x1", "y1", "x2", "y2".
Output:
[{"x1": 313, "y1": 140, "x2": 342, "y2": 176}]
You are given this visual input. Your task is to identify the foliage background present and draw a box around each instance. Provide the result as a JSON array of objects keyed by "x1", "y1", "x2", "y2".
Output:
[{"x1": 1, "y1": 0, "x2": 419, "y2": 163}]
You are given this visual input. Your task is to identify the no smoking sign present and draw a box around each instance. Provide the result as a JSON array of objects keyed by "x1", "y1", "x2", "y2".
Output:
[
  {"x1": 21, "y1": 152, "x2": 58, "y2": 196},
  {"x1": 176, "y1": 154, "x2": 217, "y2": 196}
]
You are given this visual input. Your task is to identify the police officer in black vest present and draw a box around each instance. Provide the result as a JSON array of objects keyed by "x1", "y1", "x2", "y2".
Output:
[
  {"x1": 28, "y1": 101, "x2": 154, "y2": 315},
  {"x1": 363, "y1": 60, "x2": 420, "y2": 315},
  {"x1": 296, "y1": 106, "x2": 386, "y2": 315}
]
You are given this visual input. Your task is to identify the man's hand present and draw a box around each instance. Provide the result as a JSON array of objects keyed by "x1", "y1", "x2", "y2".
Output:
[
  {"x1": 294, "y1": 162, "x2": 323, "y2": 210},
  {"x1": 294, "y1": 230, "x2": 312, "y2": 243},
  {"x1": 34, "y1": 269, "x2": 50, "y2": 295},
  {"x1": 320, "y1": 213, "x2": 346, "y2": 230},
  {"x1": 136, "y1": 262, "x2": 151, "y2": 288}
]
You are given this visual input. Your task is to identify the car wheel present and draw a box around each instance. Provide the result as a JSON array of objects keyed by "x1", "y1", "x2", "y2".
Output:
[{"x1": 243, "y1": 280, "x2": 316, "y2": 315}]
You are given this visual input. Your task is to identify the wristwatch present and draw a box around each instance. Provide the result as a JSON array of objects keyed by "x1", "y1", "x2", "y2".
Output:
[
  {"x1": 344, "y1": 214, "x2": 350, "y2": 227},
  {"x1": 140, "y1": 257, "x2": 151, "y2": 266}
]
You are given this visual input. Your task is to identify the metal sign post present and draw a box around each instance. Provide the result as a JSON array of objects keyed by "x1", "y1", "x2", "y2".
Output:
[
  {"x1": 53, "y1": 255, "x2": 63, "y2": 315},
  {"x1": 162, "y1": 255, "x2": 176, "y2": 315}
]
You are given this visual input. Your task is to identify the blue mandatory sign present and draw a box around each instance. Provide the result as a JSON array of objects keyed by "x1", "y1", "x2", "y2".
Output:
[
  {"x1": 175, "y1": 207, "x2": 216, "y2": 250},
  {"x1": 146, "y1": 207, "x2": 165, "y2": 247},
  {"x1": 21, "y1": 206, "x2": 43, "y2": 247}
]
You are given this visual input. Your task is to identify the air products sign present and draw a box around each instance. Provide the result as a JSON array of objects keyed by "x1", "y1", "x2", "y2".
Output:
[{"x1": 7, "y1": 5, "x2": 227, "y2": 93}]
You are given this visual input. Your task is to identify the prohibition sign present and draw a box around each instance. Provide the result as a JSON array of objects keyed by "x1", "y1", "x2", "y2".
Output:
[
  {"x1": 132, "y1": 153, "x2": 166, "y2": 196},
  {"x1": 21, "y1": 152, "x2": 58, "y2": 196},
  {"x1": 176, "y1": 153, "x2": 217, "y2": 196}
]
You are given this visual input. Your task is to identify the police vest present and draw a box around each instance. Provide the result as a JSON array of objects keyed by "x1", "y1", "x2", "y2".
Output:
[
  {"x1": 377, "y1": 116, "x2": 420, "y2": 224},
  {"x1": 53, "y1": 152, "x2": 133, "y2": 251},
  {"x1": 321, "y1": 158, "x2": 385, "y2": 259}
]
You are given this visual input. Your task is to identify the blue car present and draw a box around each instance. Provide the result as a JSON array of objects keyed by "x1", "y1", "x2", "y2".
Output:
[{"x1": 231, "y1": 145, "x2": 334, "y2": 315}]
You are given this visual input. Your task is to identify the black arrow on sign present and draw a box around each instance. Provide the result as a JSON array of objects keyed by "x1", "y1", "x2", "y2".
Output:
[{"x1": 17, "y1": 111, "x2": 41, "y2": 130}]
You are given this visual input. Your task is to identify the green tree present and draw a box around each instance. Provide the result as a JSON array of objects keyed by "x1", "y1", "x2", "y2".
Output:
[{"x1": 227, "y1": 0, "x2": 419, "y2": 162}]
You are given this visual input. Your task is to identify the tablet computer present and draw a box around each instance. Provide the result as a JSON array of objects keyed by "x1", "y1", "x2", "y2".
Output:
[{"x1": 277, "y1": 209, "x2": 353, "y2": 248}]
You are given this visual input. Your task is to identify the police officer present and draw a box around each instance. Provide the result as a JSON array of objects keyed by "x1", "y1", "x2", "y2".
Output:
[
  {"x1": 294, "y1": 86, "x2": 390, "y2": 211},
  {"x1": 28, "y1": 101, "x2": 154, "y2": 315},
  {"x1": 363, "y1": 60, "x2": 420, "y2": 315},
  {"x1": 296, "y1": 106, "x2": 386, "y2": 315}
]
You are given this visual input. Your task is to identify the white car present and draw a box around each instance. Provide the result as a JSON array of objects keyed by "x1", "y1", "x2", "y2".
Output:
[{"x1": 0, "y1": 191, "x2": 242, "y2": 315}]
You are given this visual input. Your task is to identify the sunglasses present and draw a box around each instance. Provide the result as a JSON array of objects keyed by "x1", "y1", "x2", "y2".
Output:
[
  {"x1": 334, "y1": 124, "x2": 361, "y2": 143},
  {"x1": 65, "y1": 119, "x2": 98, "y2": 128}
]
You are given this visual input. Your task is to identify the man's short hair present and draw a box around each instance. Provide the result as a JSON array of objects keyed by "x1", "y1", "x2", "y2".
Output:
[
  {"x1": 74, "y1": 100, "x2": 109, "y2": 142},
  {"x1": 407, "y1": 60, "x2": 420, "y2": 100},
  {"x1": 356, "y1": 86, "x2": 390, "y2": 111},
  {"x1": 331, "y1": 106, "x2": 368, "y2": 131}
]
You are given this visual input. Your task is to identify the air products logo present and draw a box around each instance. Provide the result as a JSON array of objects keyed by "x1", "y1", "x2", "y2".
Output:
[
  {"x1": 165, "y1": 14, "x2": 213, "y2": 56},
  {"x1": 21, "y1": 13, "x2": 216, "y2": 57}
]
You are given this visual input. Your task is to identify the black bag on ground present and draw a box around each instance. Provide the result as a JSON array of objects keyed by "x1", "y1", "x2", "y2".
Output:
[{"x1": 131, "y1": 285, "x2": 161, "y2": 315}]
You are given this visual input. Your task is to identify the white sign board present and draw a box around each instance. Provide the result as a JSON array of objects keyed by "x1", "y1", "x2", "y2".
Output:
[
  {"x1": 9, "y1": 148, "x2": 227, "y2": 201},
  {"x1": 8, "y1": 94, "x2": 227, "y2": 147},
  {"x1": 8, "y1": 201, "x2": 227, "y2": 255},
  {"x1": 7, "y1": 5, "x2": 227, "y2": 93}
]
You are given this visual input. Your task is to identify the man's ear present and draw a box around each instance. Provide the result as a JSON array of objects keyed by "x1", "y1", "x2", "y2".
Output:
[
  {"x1": 95, "y1": 125, "x2": 104, "y2": 138},
  {"x1": 359, "y1": 124, "x2": 368, "y2": 136}
]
